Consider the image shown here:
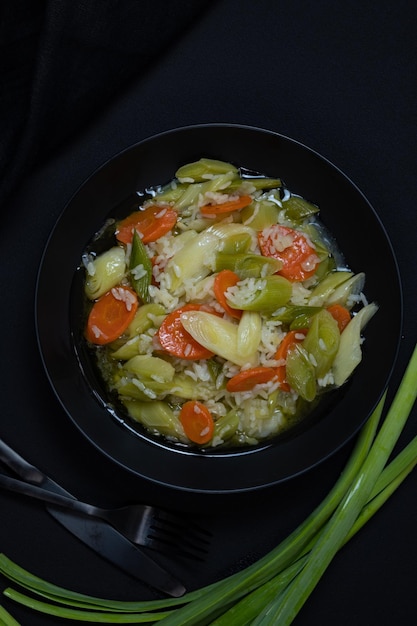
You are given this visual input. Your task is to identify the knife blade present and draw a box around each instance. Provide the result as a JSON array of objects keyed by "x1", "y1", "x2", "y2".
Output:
[
  {"x1": 48, "y1": 507, "x2": 186, "y2": 597},
  {"x1": 0, "y1": 438, "x2": 185, "y2": 597}
]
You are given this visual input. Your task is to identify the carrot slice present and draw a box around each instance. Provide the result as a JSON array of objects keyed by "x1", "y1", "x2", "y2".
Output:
[
  {"x1": 157, "y1": 304, "x2": 218, "y2": 360},
  {"x1": 200, "y1": 195, "x2": 252, "y2": 216},
  {"x1": 226, "y1": 366, "x2": 278, "y2": 393},
  {"x1": 213, "y1": 269, "x2": 242, "y2": 319},
  {"x1": 115, "y1": 205, "x2": 177, "y2": 245},
  {"x1": 258, "y1": 224, "x2": 319, "y2": 282},
  {"x1": 179, "y1": 400, "x2": 214, "y2": 445},
  {"x1": 327, "y1": 304, "x2": 351, "y2": 332},
  {"x1": 275, "y1": 329, "x2": 307, "y2": 391},
  {"x1": 85, "y1": 286, "x2": 138, "y2": 345}
]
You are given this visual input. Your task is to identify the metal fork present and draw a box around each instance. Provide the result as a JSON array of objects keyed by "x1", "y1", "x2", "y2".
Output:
[{"x1": 0, "y1": 440, "x2": 210, "y2": 561}]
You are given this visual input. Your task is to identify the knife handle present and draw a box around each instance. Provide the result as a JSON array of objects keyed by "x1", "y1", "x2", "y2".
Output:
[{"x1": 0, "y1": 438, "x2": 45, "y2": 484}]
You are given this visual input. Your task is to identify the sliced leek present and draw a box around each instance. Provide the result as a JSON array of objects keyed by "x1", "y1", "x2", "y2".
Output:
[
  {"x1": 226, "y1": 275, "x2": 292, "y2": 313},
  {"x1": 110, "y1": 336, "x2": 141, "y2": 360},
  {"x1": 229, "y1": 176, "x2": 282, "y2": 192},
  {"x1": 84, "y1": 247, "x2": 126, "y2": 300},
  {"x1": 175, "y1": 158, "x2": 238, "y2": 182},
  {"x1": 174, "y1": 172, "x2": 236, "y2": 212},
  {"x1": 180, "y1": 310, "x2": 257, "y2": 367},
  {"x1": 303, "y1": 310, "x2": 340, "y2": 378},
  {"x1": 126, "y1": 303, "x2": 166, "y2": 337},
  {"x1": 124, "y1": 355, "x2": 175, "y2": 383},
  {"x1": 215, "y1": 252, "x2": 282, "y2": 278},
  {"x1": 282, "y1": 194, "x2": 319, "y2": 221},
  {"x1": 237, "y1": 311, "x2": 262, "y2": 360},
  {"x1": 217, "y1": 232, "x2": 253, "y2": 255},
  {"x1": 273, "y1": 305, "x2": 323, "y2": 329},
  {"x1": 165, "y1": 229, "x2": 220, "y2": 293},
  {"x1": 122, "y1": 399, "x2": 186, "y2": 440},
  {"x1": 116, "y1": 373, "x2": 209, "y2": 401},
  {"x1": 206, "y1": 221, "x2": 257, "y2": 243},
  {"x1": 309, "y1": 270, "x2": 354, "y2": 306},
  {"x1": 213, "y1": 409, "x2": 240, "y2": 442},
  {"x1": 326, "y1": 272, "x2": 366, "y2": 308},
  {"x1": 286, "y1": 344, "x2": 317, "y2": 402},
  {"x1": 333, "y1": 303, "x2": 378, "y2": 386},
  {"x1": 241, "y1": 199, "x2": 281, "y2": 230}
]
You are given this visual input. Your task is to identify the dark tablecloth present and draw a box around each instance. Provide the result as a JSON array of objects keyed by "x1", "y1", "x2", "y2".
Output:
[{"x1": 1, "y1": 1, "x2": 416, "y2": 624}]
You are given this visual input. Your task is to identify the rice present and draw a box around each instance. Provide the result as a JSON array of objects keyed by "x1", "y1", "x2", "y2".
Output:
[
  {"x1": 226, "y1": 278, "x2": 266, "y2": 307},
  {"x1": 111, "y1": 287, "x2": 136, "y2": 311},
  {"x1": 148, "y1": 284, "x2": 179, "y2": 311},
  {"x1": 85, "y1": 158, "x2": 374, "y2": 451},
  {"x1": 131, "y1": 264, "x2": 148, "y2": 280},
  {"x1": 261, "y1": 225, "x2": 294, "y2": 252}
]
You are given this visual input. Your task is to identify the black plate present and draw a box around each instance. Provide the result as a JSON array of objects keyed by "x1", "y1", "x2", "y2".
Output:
[{"x1": 35, "y1": 124, "x2": 402, "y2": 493}]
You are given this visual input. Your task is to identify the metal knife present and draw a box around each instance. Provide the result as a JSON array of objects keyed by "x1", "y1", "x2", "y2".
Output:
[{"x1": 0, "y1": 438, "x2": 185, "y2": 597}]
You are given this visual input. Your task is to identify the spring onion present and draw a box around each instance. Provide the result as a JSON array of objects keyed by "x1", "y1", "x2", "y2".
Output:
[
  {"x1": 0, "y1": 604, "x2": 20, "y2": 626},
  {"x1": 1, "y1": 343, "x2": 416, "y2": 624}
]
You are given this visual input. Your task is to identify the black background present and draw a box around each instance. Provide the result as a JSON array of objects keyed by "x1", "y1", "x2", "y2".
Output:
[{"x1": 1, "y1": 1, "x2": 416, "y2": 624}]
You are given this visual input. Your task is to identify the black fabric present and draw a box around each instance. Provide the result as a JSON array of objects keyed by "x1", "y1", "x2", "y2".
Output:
[
  {"x1": 1, "y1": 1, "x2": 417, "y2": 625},
  {"x1": 0, "y1": 0, "x2": 213, "y2": 205}
]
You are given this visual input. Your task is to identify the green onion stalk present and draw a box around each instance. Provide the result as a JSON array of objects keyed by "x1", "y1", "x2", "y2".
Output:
[
  {"x1": 250, "y1": 343, "x2": 417, "y2": 626},
  {"x1": 0, "y1": 344, "x2": 416, "y2": 625},
  {"x1": 0, "y1": 604, "x2": 20, "y2": 626}
]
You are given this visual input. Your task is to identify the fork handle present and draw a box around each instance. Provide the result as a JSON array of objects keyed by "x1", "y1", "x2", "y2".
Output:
[
  {"x1": 0, "y1": 473, "x2": 96, "y2": 517},
  {"x1": 0, "y1": 438, "x2": 45, "y2": 484}
]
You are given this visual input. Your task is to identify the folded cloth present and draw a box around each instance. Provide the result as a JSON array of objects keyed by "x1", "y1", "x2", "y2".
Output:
[{"x1": 0, "y1": 0, "x2": 213, "y2": 206}]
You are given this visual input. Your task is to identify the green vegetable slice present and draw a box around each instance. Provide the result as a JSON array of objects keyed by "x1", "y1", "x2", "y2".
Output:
[
  {"x1": 84, "y1": 247, "x2": 126, "y2": 300},
  {"x1": 285, "y1": 344, "x2": 317, "y2": 402},
  {"x1": 303, "y1": 309, "x2": 340, "y2": 378},
  {"x1": 215, "y1": 252, "x2": 282, "y2": 278},
  {"x1": 129, "y1": 231, "x2": 152, "y2": 303},
  {"x1": 175, "y1": 158, "x2": 238, "y2": 182},
  {"x1": 225, "y1": 275, "x2": 292, "y2": 313},
  {"x1": 1, "y1": 344, "x2": 416, "y2": 623}
]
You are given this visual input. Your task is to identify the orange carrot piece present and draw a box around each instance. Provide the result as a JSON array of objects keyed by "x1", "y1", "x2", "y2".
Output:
[
  {"x1": 157, "y1": 304, "x2": 217, "y2": 360},
  {"x1": 275, "y1": 329, "x2": 307, "y2": 391},
  {"x1": 258, "y1": 224, "x2": 319, "y2": 282},
  {"x1": 213, "y1": 269, "x2": 242, "y2": 319},
  {"x1": 327, "y1": 304, "x2": 351, "y2": 332},
  {"x1": 115, "y1": 205, "x2": 177, "y2": 245},
  {"x1": 226, "y1": 366, "x2": 278, "y2": 393},
  {"x1": 200, "y1": 195, "x2": 252, "y2": 216},
  {"x1": 179, "y1": 400, "x2": 214, "y2": 444},
  {"x1": 85, "y1": 286, "x2": 138, "y2": 345}
]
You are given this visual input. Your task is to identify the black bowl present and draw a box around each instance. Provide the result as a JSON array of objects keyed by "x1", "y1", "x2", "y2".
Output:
[{"x1": 36, "y1": 124, "x2": 402, "y2": 493}]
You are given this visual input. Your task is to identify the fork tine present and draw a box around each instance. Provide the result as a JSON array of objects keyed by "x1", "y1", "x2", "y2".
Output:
[
  {"x1": 149, "y1": 523, "x2": 210, "y2": 553},
  {"x1": 152, "y1": 508, "x2": 212, "y2": 539},
  {"x1": 145, "y1": 510, "x2": 212, "y2": 560},
  {"x1": 145, "y1": 536, "x2": 208, "y2": 562}
]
